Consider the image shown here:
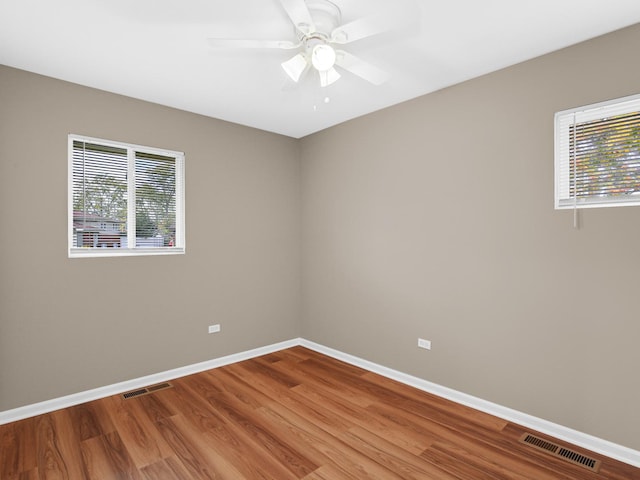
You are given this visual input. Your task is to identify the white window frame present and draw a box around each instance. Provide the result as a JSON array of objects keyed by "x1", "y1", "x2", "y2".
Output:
[
  {"x1": 68, "y1": 134, "x2": 185, "y2": 258},
  {"x1": 554, "y1": 93, "x2": 640, "y2": 210}
]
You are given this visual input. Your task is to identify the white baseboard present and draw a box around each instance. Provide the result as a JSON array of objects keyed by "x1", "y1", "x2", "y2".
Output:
[
  {"x1": 0, "y1": 338, "x2": 299, "y2": 426},
  {"x1": 299, "y1": 339, "x2": 640, "y2": 469},
  {"x1": 1, "y1": 337, "x2": 638, "y2": 468}
]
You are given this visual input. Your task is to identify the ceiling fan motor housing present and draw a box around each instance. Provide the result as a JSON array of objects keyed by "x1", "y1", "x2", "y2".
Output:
[{"x1": 296, "y1": 0, "x2": 341, "y2": 41}]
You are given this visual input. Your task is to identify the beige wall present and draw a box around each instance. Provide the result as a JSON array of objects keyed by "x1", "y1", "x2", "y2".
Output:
[
  {"x1": 0, "y1": 65, "x2": 301, "y2": 411},
  {"x1": 301, "y1": 24, "x2": 640, "y2": 450},
  {"x1": 2, "y1": 23, "x2": 639, "y2": 453}
]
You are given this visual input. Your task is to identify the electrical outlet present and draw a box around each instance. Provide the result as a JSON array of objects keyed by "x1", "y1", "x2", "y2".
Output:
[
  {"x1": 418, "y1": 338, "x2": 431, "y2": 350},
  {"x1": 208, "y1": 324, "x2": 221, "y2": 334}
]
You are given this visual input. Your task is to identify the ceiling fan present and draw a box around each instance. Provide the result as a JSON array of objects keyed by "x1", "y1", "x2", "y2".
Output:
[{"x1": 208, "y1": 0, "x2": 392, "y2": 88}]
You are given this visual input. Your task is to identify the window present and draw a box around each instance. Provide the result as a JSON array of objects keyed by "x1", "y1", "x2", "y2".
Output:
[
  {"x1": 69, "y1": 135, "x2": 185, "y2": 257},
  {"x1": 555, "y1": 94, "x2": 640, "y2": 210}
]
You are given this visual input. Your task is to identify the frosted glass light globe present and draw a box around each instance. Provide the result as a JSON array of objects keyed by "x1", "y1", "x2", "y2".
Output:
[{"x1": 311, "y1": 44, "x2": 336, "y2": 71}]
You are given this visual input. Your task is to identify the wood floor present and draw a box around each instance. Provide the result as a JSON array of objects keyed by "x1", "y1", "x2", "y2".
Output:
[{"x1": 1, "y1": 347, "x2": 638, "y2": 479}]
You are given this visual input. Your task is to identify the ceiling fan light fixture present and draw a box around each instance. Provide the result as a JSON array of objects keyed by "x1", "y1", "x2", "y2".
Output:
[
  {"x1": 281, "y1": 53, "x2": 308, "y2": 82},
  {"x1": 311, "y1": 43, "x2": 336, "y2": 71}
]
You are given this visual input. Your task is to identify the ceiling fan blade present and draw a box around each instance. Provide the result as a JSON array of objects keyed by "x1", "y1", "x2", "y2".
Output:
[
  {"x1": 330, "y1": 15, "x2": 389, "y2": 44},
  {"x1": 319, "y1": 67, "x2": 340, "y2": 88},
  {"x1": 282, "y1": 53, "x2": 309, "y2": 82},
  {"x1": 279, "y1": 0, "x2": 315, "y2": 35},
  {"x1": 335, "y1": 50, "x2": 389, "y2": 85},
  {"x1": 208, "y1": 38, "x2": 299, "y2": 49}
]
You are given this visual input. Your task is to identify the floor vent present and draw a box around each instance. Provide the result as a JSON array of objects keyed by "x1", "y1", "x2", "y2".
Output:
[
  {"x1": 122, "y1": 382, "x2": 173, "y2": 399},
  {"x1": 519, "y1": 433, "x2": 601, "y2": 473}
]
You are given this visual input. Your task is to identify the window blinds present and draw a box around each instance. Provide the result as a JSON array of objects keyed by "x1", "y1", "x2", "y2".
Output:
[
  {"x1": 69, "y1": 135, "x2": 185, "y2": 257},
  {"x1": 555, "y1": 94, "x2": 640, "y2": 209},
  {"x1": 135, "y1": 152, "x2": 177, "y2": 246},
  {"x1": 72, "y1": 141, "x2": 128, "y2": 247}
]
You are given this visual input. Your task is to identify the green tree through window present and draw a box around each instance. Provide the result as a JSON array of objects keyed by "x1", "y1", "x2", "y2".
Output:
[{"x1": 570, "y1": 112, "x2": 640, "y2": 200}]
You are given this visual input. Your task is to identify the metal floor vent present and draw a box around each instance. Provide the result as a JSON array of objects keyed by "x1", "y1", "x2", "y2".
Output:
[
  {"x1": 122, "y1": 382, "x2": 173, "y2": 399},
  {"x1": 519, "y1": 433, "x2": 601, "y2": 473}
]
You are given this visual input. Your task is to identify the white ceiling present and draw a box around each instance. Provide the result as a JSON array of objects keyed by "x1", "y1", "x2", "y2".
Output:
[{"x1": 1, "y1": 0, "x2": 640, "y2": 138}]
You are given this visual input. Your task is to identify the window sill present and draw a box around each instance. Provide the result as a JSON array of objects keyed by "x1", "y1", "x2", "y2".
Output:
[{"x1": 69, "y1": 247, "x2": 185, "y2": 258}]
